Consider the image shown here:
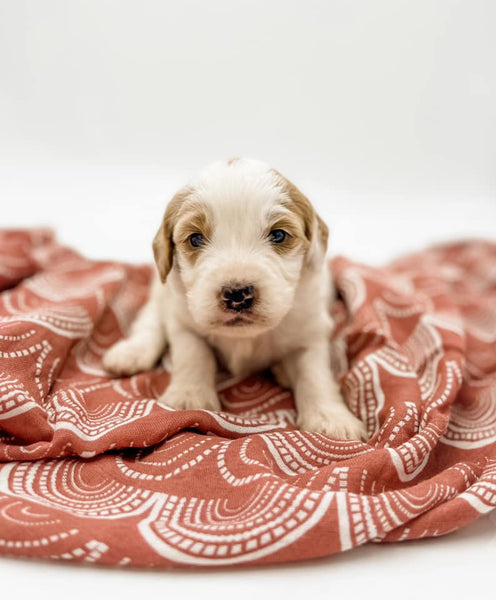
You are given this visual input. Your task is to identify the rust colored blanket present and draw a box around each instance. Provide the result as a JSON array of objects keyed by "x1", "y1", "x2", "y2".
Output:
[{"x1": 0, "y1": 229, "x2": 495, "y2": 567}]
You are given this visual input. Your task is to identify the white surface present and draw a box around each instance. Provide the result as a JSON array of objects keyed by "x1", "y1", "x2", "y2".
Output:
[
  {"x1": 1, "y1": 1, "x2": 496, "y2": 598},
  {"x1": 0, "y1": 515, "x2": 495, "y2": 600}
]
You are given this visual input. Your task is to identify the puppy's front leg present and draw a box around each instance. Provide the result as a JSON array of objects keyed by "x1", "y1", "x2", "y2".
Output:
[
  {"x1": 281, "y1": 343, "x2": 367, "y2": 440},
  {"x1": 103, "y1": 278, "x2": 166, "y2": 376},
  {"x1": 159, "y1": 327, "x2": 220, "y2": 412}
]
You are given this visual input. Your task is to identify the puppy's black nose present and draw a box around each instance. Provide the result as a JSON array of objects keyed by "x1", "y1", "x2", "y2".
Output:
[{"x1": 221, "y1": 285, "x2": 255, "y2": 312}]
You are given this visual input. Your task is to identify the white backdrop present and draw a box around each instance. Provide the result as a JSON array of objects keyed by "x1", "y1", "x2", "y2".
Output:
[
  {"x1": 1, "y1": 0, "x2": 495, "y2": 264},
  {"x1": 1, "y1": 1, "x2": 495, "y2": 598}
]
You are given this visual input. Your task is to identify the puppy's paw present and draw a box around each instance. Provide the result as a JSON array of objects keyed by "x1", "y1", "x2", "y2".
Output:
[
  {"x1": 158, "y1": 384, "x2": 221, "y2": 412},
  {"x1": 297, "y1": 403, "x2": 367, "y2": 441},
  {"x1": 102, "y1": 340, "x2": 158, "y2": 376}
]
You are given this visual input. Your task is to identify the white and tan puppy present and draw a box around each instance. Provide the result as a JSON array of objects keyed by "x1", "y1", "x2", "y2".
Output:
[{"x1": 103, "y1": 158, "x2": 366, "y2": 440}]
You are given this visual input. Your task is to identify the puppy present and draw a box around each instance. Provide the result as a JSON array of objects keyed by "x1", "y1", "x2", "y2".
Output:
[{"x1": 103, "y1": 158, "x2": 366, "y2": 440}]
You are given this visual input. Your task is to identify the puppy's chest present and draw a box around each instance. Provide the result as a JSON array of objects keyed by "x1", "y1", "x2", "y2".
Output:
[{"x1": 208, "y1": 335, "x2": 281, "y2": 377}]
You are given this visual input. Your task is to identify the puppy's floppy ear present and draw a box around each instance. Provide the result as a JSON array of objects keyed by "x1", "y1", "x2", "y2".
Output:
[
  {"x1": 152, "y1": 187, "x2": 190, "y2": 283},
  {"x1": 315, "y1": 212, "x2": 329, "y2": 252},
  {"x1": 273, "y1": 170, "x2": 329, "y2": 267}
]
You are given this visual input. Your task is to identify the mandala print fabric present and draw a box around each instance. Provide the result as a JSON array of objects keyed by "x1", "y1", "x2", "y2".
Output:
[{"x1": 0, "y1": 229, "x2": 495, "y2": 567}]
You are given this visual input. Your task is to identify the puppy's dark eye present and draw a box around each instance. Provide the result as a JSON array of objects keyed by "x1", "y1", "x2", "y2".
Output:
[
  {"x1": 269, "y1": 229, "x2": 287, "y2": 244},
  {"x1": 189, "y1": 233, "x2": 204, "y2": 248}
]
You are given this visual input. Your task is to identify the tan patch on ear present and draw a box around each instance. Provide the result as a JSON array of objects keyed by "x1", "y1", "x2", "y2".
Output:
[
  {"x1": 316, "y1": 214, "x2": 329, "y2": 249},
  {"x1": 272, "y1": 169, "x2": 328, "y2": 252},
  {"x1": 152, "y1": 187, "x2": 191, "y2": 283},
  {"x1": 227, "y1": 157, "x2": 240, "y2": 166}
]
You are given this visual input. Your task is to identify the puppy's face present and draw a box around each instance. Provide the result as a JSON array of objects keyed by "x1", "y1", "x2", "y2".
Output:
[{"x1": 153, "y1": 159, "x2": 328, "y2": 338}]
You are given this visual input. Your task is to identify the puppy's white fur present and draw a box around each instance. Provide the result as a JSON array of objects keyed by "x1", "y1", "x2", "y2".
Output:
[{"x1": 103, "y1": 159, "x2": 366, "y2": 440}]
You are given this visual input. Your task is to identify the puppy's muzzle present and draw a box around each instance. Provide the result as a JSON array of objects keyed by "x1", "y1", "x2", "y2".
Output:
[{"x1": 221, "y1": 285, "x2": 255, "y2": 312}]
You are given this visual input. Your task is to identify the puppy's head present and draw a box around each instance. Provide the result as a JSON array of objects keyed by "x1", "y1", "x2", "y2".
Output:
[{"x1": 153, "y1": 158, "x2": 328, "y2": 338}]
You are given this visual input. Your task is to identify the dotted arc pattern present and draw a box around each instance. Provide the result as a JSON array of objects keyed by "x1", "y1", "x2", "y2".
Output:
[{"x1": 0, "y1": 230, "x2": 495, "y2": 567}]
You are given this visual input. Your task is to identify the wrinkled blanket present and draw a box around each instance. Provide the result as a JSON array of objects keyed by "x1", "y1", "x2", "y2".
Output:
[{"x1": 0, "y1": 229, "x2": 495, "y2": 567}]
